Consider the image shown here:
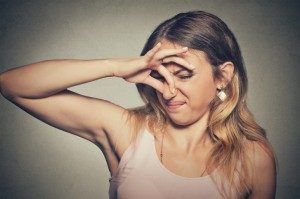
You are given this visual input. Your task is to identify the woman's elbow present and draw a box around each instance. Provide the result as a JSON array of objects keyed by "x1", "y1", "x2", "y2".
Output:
[{"x1": 0, "y1": 72, "x2": 18, "y2": 100}]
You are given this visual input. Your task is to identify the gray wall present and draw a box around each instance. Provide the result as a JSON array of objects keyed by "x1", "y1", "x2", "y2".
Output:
[{"x1": 0, "y1": 0, "x2": 299, "y2": 198}]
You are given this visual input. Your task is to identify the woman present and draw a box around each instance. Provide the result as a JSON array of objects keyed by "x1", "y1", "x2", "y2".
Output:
[{"x1": 0, "y1": 10, "x2": 276, "y2": 199}]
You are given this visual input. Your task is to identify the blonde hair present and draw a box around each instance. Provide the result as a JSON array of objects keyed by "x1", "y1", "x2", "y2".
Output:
[{"x1": 122, "y1": 10, "x2": 276, "y2": 198}]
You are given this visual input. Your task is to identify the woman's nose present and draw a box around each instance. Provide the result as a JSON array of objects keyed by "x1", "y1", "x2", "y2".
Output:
[{"x1": 162, "y1": 83, "x2": 177, "y2": 100}]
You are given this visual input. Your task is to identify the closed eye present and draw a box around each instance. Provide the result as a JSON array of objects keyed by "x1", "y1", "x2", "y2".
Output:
[
  {"x1": 176, "y1": 71, "x2": 194, "y2": 80},
  {"x1": 150, "y1": 70, "x2": 193, "y2": 81},
  {"x1": 178, "y1": 75, "x2": 193, "y2": 79}
]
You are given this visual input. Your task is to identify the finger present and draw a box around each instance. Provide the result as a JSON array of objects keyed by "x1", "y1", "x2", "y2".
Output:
[
  {"x1": 143, "y1": 76, "x2": 164, "y2": 93},
  {"x1": 162, "y1": 56, "x2": 195, "y2": 70},
  {"x1": 155, "y1": 47, "x2": 188, "y2": 60},
  {"x1": 145, "y1": 42, "x2": 162, "y2": 60},
  {"x1": 156, "y1": 65, "x2": 176, "y2": 93}
]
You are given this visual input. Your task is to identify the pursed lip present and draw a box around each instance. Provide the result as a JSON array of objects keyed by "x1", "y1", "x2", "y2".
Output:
[{"x1": 165, "y1": 100, "x2": 186, "y2": 110}]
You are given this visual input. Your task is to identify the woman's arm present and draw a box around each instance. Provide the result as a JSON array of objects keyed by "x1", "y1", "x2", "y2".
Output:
[
  {"x1": 0, "y1": 44, "x2": 192, "y2": 154},
  {"x1": 0, "y1": 43, "x2": 190, "y2": 99},
  {"x1": 0, "y1": 59, "x2": 134, "y2": 154},
  {"x1": 0, "y1": 59, "x2": 114, "y2": 99},
  {"x1": 249, "y1": 142, "x2": 277, "y2": 199}
]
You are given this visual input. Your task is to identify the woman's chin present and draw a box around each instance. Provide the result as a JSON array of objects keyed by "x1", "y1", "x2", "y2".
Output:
[{"x1": 167, "y1": 116, "x2": 196, "y2": 127}]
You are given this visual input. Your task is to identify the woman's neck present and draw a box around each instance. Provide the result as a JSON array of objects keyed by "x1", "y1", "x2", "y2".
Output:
[{"x1": 165, "y1": 110, "x2": 213, "y2": 155}]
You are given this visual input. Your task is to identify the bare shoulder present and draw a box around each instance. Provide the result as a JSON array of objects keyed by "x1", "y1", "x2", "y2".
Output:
[
  {"x1": 245, "y1": 140, "x2": 276, "y2": 172},
  {"x1": 244, "y1": 140, "x2": 277, "y2": 199}
]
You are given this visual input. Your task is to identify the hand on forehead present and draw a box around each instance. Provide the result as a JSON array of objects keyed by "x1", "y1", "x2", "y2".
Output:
[
  {"x1": 145, "y1": 40, "x2": 199, "y2": 93},
  {"x1": 159, "y1": 40, "x2": 207, "y2": 71}
]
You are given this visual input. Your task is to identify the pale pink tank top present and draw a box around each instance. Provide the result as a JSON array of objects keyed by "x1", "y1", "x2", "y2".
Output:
[{"x1": 108, "y1": 128, "x2": 223, "y2": 199}]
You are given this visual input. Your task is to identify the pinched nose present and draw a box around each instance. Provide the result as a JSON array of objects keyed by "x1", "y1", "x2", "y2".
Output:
[{"x1": 162, "y1": 84, "x2": 177, "y2": 100}]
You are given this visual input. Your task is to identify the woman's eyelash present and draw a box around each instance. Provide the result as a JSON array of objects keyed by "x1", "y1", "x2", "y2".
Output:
[
  {"x1": 150, "y1": 71, "x2": 193, "y2": 81},
  {"x1": 177, "y1": 74, "x2": 193, "y2": 79}
]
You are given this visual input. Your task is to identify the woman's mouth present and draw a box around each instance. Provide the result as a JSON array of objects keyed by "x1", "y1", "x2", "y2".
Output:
[{"x1": 165, "y1": 101, "x2": 185, "y2": 111}]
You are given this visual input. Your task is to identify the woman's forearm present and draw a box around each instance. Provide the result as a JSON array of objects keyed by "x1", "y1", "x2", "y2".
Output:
[{"x1": 0, "y1": 59, "x2": 116, "y2": 99}]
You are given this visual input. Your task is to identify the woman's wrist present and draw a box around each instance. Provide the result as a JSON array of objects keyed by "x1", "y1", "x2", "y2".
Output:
[
  {"x1": 94, "y1": 59, "x2": 117, "y2": 78},
  {"x1": 106, "y1": 57, "x2": 145, "y2": 78}
]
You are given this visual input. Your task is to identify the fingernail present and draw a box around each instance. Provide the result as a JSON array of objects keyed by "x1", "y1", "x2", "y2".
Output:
[{"x1": 182, "y1": 47, "x2": 188, "y2": 50}]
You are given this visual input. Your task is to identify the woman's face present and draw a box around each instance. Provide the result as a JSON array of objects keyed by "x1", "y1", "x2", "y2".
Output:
[{"x1": 155, "y1": 41, "x2": 218, "y2": 126}]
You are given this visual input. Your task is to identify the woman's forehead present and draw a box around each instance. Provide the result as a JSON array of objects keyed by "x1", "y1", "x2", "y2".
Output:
[
  {"x1": 159, "y1": 40, "x2": 210, "y2": 69},
  {"x1": 160, "y1": 40, "x2": 209, "y2": 61}
]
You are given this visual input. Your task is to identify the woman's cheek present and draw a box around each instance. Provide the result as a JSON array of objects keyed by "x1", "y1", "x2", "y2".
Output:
[{"x1": 184, "y1": 79, "x2": 215, "y2": 102}]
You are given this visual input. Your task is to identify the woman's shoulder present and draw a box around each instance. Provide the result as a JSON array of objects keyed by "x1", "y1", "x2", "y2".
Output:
[
  {"x1": 243, "y1": 139, "x2": 277, "y2": 195},
  {"x1": 243, "y1": 139, "x2": 276, "y2": 167}
]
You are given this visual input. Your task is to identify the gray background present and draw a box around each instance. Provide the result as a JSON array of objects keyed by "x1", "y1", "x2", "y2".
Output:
[{"x1": 0, "y1": 0, "x2": 299, "y2": 198}]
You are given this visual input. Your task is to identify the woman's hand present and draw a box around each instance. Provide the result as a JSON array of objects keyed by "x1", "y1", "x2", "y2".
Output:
[{"x1": 112, "y1": 42, "x2": 195, "y2": 94}]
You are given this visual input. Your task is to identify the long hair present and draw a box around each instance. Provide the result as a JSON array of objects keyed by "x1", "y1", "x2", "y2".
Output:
[{"x1": 125, "y1": 10, "x2": 275, "y2": 198}]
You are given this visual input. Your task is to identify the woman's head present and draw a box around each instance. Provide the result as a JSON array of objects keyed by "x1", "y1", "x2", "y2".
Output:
[
  {"x1": 150, "y1": 40, "x2": 235, "y2": 126},
  {"x1": 137, "y1": 10, "x2": 248, "y2": 126}
]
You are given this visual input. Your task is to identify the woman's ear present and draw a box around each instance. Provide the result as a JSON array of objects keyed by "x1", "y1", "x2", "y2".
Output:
[{"x1": 216, "y1": 61, "x2": 234, "y2": 89}]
